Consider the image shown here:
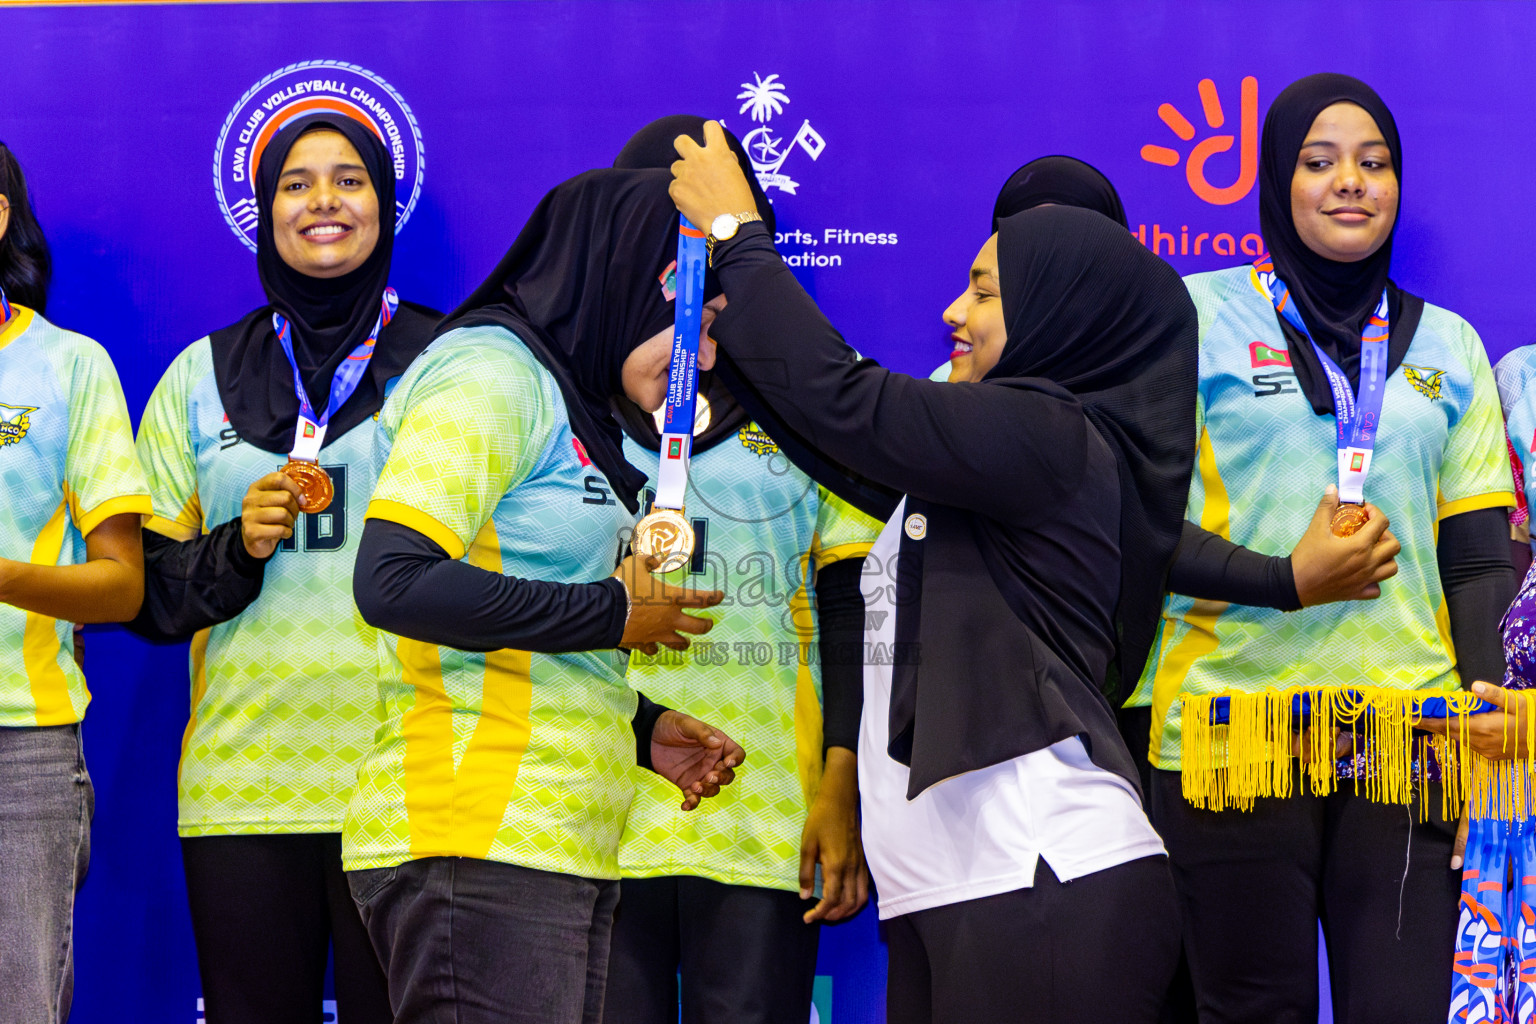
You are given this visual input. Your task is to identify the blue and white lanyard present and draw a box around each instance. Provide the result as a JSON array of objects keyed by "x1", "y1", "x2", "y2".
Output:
[{"x1": 272, "y1": 287, "x2": 397, "y2": 460}]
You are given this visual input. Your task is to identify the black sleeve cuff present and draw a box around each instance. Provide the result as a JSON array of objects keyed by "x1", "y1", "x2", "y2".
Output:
[{"x1": 631, "y1": 691, "x2": 670, "y2": 772}]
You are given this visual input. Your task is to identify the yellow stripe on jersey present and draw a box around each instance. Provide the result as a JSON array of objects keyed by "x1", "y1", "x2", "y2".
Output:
[
  {"x1": 1437, "y1": 490, "x2": 1516, "y2": 521},
  {"x1": 400, "y1": 519, "x2": 535, "y2": 859},
  {"x1": 178, "y1": 628, "x2": 211, "y2": 786},
  {"x1": 1149, "y1": 427, "x2": 1230, "y2": 769},
  {"x1": 367, "y1": 499, "x2": 467, "y2": 560},
  {"x1": 456, "y1": 519, "x2": 534, "y2": 858},
  {"x1": 23, "y1": 500, "x2": 76, "y2": 725},
  {"x1": 148, "y1": 486, "x2": 204, "y2": 543},
  {"x1": 789, "y1": 550, "x2": 825, "y2": 809},
  {"x1": 0, "y1": 305, "x2": 35, "y2": 352},
  {"x1": 813, "y1": 539, "x2": 875, "y2": 570},
  {"x1": 76, "y1": 493, "x2": 153, "y2": 538}
]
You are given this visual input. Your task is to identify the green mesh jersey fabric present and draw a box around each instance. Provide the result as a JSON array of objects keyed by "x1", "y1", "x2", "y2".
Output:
[
  {"x1": 1129, "y1": 266, "x2": 1515, "y2": 769},
  {"x1": 0, "y1": 305, "x2": 151, "y2": 726},
  {"x1": 137, "y1": 338, "x2": 385, "y2": 835},
  {"x1": 619, "y1": 424, "x2": 878, "y2": 891},
  {"x1": 343, "y1": 325, "x2": 638, "y2": 878}
]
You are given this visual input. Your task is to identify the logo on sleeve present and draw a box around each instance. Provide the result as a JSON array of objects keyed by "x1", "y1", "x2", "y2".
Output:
[
  {"x1": 0, "y1": 403, "x2": 37, "y2": 447},
  {"x1": 1403, "y1": 364, "x2": 1446, "y2": 401}
]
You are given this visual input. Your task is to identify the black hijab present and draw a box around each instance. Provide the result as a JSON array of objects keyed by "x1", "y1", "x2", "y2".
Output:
[
  {"x1": 1259, "y1": 73, "x2": 1416, "y2": 415},
  {"x1": 991, "y1": 205, "x2": 1198, "y2": 691},
  {"x1": 441, "y1": 168, "x2": 701, "y2": 515},
  {"x1": 610, "y1": 115, "x2": 774, "y2": 454},
  {"x1": 210, "y1": 113, "x2": 437, "y2": 452},
  {"x1": 992, "y1": 155, "x2": 1127, "y2": 231}
]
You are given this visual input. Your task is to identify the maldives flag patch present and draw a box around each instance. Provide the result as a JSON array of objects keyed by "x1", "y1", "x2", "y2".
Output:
[
  {"x1": 667, "y1": 438, "x2": 683, "y2": 459},
  {"x1": 1249, "y1": 341, "x2": 1291, "y2": 368}
]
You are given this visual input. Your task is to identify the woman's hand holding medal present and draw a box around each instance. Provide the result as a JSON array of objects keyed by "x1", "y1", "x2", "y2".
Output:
[
  {"x1": 614, "y1": 553, "x2": 724, "y2": 656},
  {"x1": 1289, "y1": 485, "x2": 1400, "y2": 606},
  {"x1": 240, "y1": 472, "x2": 302, "y2": 560}
]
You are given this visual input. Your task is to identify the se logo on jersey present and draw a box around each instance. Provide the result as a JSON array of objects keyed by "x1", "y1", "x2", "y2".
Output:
[
  {"x1": 0, "y1": 403, "x2": 37, "y2": 447},
  {"x1": 1403, "y1": 364, "x2": 1445, "y2": 401}
]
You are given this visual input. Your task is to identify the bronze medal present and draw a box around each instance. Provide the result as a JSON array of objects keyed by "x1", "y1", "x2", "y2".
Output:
[
  {"x1": 1330, "y1": 502, "x2": 1369, "y2": 538},
  {"x1": 633, "y1": 508, "x2": 695, "y2": 574},
  {"x1": 282, "y1": 458, "x2": 334, "y2": 514}
]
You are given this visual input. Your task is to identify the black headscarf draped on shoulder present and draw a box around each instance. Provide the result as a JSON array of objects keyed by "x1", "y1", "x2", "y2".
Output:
[
  {"x1": 441, "y1": 168, "x2": 704, "y2": 514},
  {"x1": 991, "y1": 205, "x2": 1198, "y2": 689},
  {"x1": 1259, "y1": 73, "x2": 1418, "y2": 415},
  {"x1": 210, "y1": 112, "x2": 438, "y2": 452},
  {"x1": 992, "y1": 155, "x2": 1127, "y2": 231},
  {"x1": 611, "y1": 115, "x2": 772, "y2": 454}
]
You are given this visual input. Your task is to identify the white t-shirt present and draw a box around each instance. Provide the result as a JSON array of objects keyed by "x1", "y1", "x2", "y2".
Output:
[{"x1": 858, "y1": 501, "x2": 1166, "y2": 920}]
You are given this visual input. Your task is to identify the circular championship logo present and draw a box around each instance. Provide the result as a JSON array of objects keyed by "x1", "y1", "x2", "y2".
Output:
[{"x1": 212, "y1": 60, "x2": 425, "y2": 251}]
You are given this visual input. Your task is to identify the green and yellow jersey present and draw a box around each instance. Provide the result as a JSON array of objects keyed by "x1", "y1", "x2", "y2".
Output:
[
  {"x1": 0, "y1": 303, "x2": 151, "y2": 727},
  {"x1": 137, "y1": 338, "x2": 382, "y2": 836},
  {"x1": 342, "y1": 325, "x2": 637, "y2": 878},
  {"x1": 1130, "y1": 266, "x2": 1513, "y2": 801},
  {"x1": 619, "y1": 424, "x2": 878, "y2": 891}
]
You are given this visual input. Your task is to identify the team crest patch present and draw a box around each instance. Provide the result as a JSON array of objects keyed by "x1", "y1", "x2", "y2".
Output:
[
  {"x1": 1403, "y1": 364, "x2": 1446, "y2": 401},
  {"x1": 738, "y1": 425, "x2": 779, "y2": 456},
  {"x1": 0, "y1": 403, "x2": 37, "y2": 446}
]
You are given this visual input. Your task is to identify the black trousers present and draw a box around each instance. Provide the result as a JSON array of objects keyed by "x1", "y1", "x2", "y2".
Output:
[
  {"x1": 181, "y1": 832, "x2": 391, "y2": 1024},
  {"x1": 883, "y1": 855, "x2": 1180, "y2": 1024},
  {"x1": 603, "y1": 875, "x2": 820, "y2": 1024},
  {"x1": 1151, "y1": 768, "x2": 1460, "y2": 1024}
]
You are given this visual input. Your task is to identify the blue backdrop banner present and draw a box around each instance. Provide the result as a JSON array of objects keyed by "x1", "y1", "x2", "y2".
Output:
[{"x1": 3, "y1": 2, "x2": 1532, "y2": 1021}]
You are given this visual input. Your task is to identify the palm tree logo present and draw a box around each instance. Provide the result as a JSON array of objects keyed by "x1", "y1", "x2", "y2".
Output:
[
  {"x1": 730, "y1": 73, "x2": 825, "y2": 195},
  {"x1": 0, "y1": 403, "x2": 37, "y2": 446},
  {"x1": 737, "y1": 73, "x2": 790, "y2": 124}
]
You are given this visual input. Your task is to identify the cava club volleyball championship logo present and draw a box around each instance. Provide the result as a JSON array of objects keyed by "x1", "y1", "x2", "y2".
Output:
[{"x1": 212, "y1": 60, "x2": 425, "y2": 251}]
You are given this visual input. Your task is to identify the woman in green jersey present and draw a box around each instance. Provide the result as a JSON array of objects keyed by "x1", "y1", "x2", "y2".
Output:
[
  {"x1": 345, "y1": 167, "x2": 746, "y2": 1024},
  {"x1": 0, "y1": 141, "x2": 151, "y2": 1022}
]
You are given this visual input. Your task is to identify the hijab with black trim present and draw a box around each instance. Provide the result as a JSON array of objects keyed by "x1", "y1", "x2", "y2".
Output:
[
  {"x1": 1259, "y1": 73, "x2": 1414, "y2": 416},
  {"x1": 989, "y1": 204, "x2": 1198, "y2": 691},
  {"x1": 441, "y1": 168, "x2": 704, "y2": 515},
  {"x1": 610, "y1": 115, "x2": 775, "y2": 455},
  {"x1": 991, "y1": 155, "x2": 1127, "y2": 232},
  {"x1": 210, "y1": 113, "x2": 439, "y2": 452}
]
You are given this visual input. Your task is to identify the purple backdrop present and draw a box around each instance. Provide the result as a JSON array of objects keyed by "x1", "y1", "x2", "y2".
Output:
[{"x1": 2, "y1": 2, "x2": 1528, "y2": 1020}]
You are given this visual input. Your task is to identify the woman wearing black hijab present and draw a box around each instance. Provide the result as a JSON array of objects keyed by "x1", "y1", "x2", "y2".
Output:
[
  {"x1": 344, "y1": 168, "x2": 745, "y2": 1024},
  {"x1": 1132, "y1": 74, "x2": 1515, "y2": 1023},
  {"x1": 939, "y1": 154, "x2": 1128, "y2": 383},
  {"x1": 604, "y1": 116, "x2": 876, "y2": 1024},
  {"x1": 671, "y1": 122, "x2": 1194, "y2": 1023},
  {"x1": 131, "y1": 113, "x2": 440, "y2": 1024}
]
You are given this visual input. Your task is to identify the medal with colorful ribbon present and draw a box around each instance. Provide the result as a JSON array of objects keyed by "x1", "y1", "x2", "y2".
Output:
[
  {"x1": 1253, "y1": 254, "x2": 1388, "y2": 537},
  {"x1": 633, "y1": 217, "x2": 707, "y2": 574},
  {"x1": 273, "y1": 286, "x2": 397, "y2": 514}
]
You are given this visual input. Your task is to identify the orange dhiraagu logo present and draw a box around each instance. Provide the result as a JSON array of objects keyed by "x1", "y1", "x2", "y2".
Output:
[{"x1": 1141, "y1": 77, "x2": 1259, "y2": 206}]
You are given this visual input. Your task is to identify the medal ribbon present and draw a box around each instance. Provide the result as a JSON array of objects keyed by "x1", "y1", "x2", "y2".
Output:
[
  {"x1": 0, "y1": 284, "x2": 12, "y2": 325},
  {"x1": 653, "y1": 218, "x2": 707, "y2": 512},
  {"x1": 272, "y1": 287, "x2": 397, "y2": 461},
  {"x1": 1252, "y1": 254, "x2": 1389, "y2": 505}
]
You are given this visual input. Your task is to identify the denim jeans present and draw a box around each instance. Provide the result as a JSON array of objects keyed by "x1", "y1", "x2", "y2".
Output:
[
  {"x1": 350, "y1": 857, "x2": 620, "y2": 1024},
  {"x1": 0, "y1": 724, "x2": 93, "y2": 1024}
]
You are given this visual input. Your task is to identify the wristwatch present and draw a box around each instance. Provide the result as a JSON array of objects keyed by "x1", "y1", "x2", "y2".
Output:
[{"x1": 706, "y1": 211, "x2": 764, "y2": 266}]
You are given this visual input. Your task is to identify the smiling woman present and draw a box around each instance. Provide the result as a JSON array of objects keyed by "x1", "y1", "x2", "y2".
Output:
[{"x1": 126, "y1": 112, "x2": 443, "y2": 1024}]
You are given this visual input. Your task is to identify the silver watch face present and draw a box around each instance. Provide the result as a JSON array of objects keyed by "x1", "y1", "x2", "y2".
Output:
[{"x1": 710, "y1": 213, "x2": 740, "y2": 241}]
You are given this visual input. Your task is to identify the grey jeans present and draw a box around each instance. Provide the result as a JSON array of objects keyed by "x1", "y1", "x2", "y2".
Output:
[
  {"x1": 0, "y1": 724, "x2": 93, "y2": 1024},
  {"x1": 350, "y1": 857, "x2": 620, "y2": 1024}
]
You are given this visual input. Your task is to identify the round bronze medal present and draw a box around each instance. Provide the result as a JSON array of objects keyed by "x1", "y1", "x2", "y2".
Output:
[
  {"x1": 282, "y1": 459, "x2": 334, "y2": 514},
  {"x1": 1330, "y1": 502, "x2": 1369, "y2": 538},
  {"x1": 633, "y1": 508, "x2": 695, "y2": 574}
]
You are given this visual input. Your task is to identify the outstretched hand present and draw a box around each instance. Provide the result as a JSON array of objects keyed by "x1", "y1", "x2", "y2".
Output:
[
  {"x1": 615, "y1": 554, "x2": 723, "y2": 656},
  {"x1": 669, "y1": 120, "x2": 760, "y2": 235},
  {"x1": 649, "y1": 709, "x2": 745, "y2": 811},
  {"x1": 1419, "y1": 680, "x2": 1533, "y2": 762}
]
